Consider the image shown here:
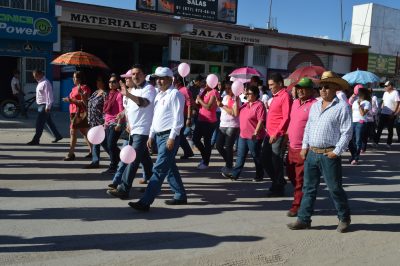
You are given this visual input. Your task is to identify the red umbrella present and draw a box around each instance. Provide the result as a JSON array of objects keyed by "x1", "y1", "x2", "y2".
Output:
[
  {"x1": 288, "y1": 65, "x2": 325, "y2": 81},
  {"x1": 52, "y1": 51, "x2": 109, "y2": 69},
  {"x1": 229, "y1": 66, "x2": 263, "y2": 80}
]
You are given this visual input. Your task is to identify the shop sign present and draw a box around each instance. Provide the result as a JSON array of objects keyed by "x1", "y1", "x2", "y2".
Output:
[
  {"x1": 368, "y1": 53, "x2": 396, "y2": 75},
  {"x1": 68, "y1": 12, "x2": 158, "y2": 32},
  {"x1": 137, "y1": 0, "x2": 238, "y2": 24},
  {"x1": 187, "y1": 28, "x2": 261, "y2": 44},
  {"x1": 0, "y1": 7, "x2": 57, "y2": 42}
]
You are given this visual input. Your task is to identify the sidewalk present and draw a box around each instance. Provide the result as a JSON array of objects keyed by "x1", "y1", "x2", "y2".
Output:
[{"x1": 1, "y1": 112, "x2": 400, "y2": 266}]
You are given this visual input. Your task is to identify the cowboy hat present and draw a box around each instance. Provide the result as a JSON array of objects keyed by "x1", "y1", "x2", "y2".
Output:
[{"x1": 319, "y1": 71, "x2": 350, "y2": 90}]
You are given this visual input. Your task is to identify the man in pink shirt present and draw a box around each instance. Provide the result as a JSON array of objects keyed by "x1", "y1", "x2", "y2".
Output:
[
  {"x1": 27, "y1": 69, "x2": 62, "y2": 145},
  {"x1": 286, "y1": 78, "x2": 317, "y2": 217},
  {"x1": 262, "y1": 73, "x2": 292, "y2": 197}
]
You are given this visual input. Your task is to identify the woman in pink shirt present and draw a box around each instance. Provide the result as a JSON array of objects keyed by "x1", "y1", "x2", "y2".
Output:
[
  {"x1": 193, "y1": 83, "x2": 220, "y2": 169},
  {"x1": 62, "y1": 71, "x2": 91, "y2": 161},
  {"x1": 102, "y1": 74, "x2": 124, "y2": 174},
  {"x1": 222, "y1": 86, "x2": 266, "y2": 181}
]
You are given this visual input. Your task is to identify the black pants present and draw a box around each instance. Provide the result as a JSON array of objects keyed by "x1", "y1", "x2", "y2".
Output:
[
  {"x1": 374, "y1": 114, "x2": 396, "y2": 145},
  {"x1": 261, "y1": 136, "x2": 287, "y2": 192},
  {"x1": 216, "y1": 127, "x2": 239, "y2": 168},
  {"x1": 193, "y1": 121, "x2": 217, "y2": 166}
]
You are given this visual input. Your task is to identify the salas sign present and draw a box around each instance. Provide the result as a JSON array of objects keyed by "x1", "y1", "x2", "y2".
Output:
[
  {"x1": 0, "y1": 8, "x2": 57, "y2": 42},
  {"x1": 136, "y1": 0, "x2": 238, "y2": 24}
]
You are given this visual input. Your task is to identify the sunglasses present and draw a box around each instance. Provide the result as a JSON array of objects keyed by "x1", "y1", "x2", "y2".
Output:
[
  {"x1": 320, "y1": 85, "x2": 334, "y2": 90},
  {"x1": 109, "y1": 80, "x2": 117, "y2": 84}
]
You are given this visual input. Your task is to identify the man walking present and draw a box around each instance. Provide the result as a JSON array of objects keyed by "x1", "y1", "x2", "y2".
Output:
[
  {"x1": 128, "y1": 67, "x2": 187, "y2": 211},
  {"x1": 11, "y1": 70, "x2": 27, "y2": 118},
  {"x1": 286, "y1": 78, "x2": 317, "y2": 217},
  {"x1": 107, "y1": 65, "x2": 156, "y2": 199},
  {"x1": 373, "y1": 81, "x2": 400, "y2": 148},
  {"x1": 287, "y1": 71, "x2": 352, "y2": 233},
  {"x1": 262, "y1": 73, "x2": 292, "y2": 196},
  {"x1": 27, "y1": 69, "x2": 62, "y2": 145}
]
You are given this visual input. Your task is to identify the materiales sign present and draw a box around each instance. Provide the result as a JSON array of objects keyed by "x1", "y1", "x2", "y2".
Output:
[{"x1": 136, "y1": 0, "x2": 237, "y2": 24}]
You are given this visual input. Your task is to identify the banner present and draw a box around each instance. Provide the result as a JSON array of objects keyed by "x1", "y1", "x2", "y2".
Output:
[
  {"x1": 368, "y1": 53, "x2": 396, "y2": 75},
  {"x1": 136, "y1": 0, "x2": 237, "y2": 24}
]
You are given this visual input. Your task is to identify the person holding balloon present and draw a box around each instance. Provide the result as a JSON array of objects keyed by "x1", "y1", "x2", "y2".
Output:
[
  {"x1": 193, "y1": 74, "x2": 221, "y2": 170},
  {"x1": 128, "y1": 67, "x2": 187, "y2": 211},
  {"x1": 107, "y1": 65, "x2": 156, "y2": 199},
  {"x1": 222, "y1": 85, "x2": 266, "y2": 181},
  {"x1": 216, "y1": 81, "x2": 240, "y2": 174}
]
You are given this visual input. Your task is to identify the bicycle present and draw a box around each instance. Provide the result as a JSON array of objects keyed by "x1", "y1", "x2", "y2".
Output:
[{"x1": 0, "y1": 92, "x2": 36, "y2": 118}]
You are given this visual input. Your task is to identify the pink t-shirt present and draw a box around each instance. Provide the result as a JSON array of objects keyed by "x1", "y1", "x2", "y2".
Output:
[
  {"x1": 220, "y1": 95, "x2": 240, "y2": 128},
  {"x1": 69, "y1": 84, "x2": 91, "y2": 114},
  {"x1": 178, "y1": 86, "x2": 193, "y2": 118},
  {"x1": 287, "y1": 98, "x2": 317, "y2": 149},
  {"x1": 104, "y1": 91, "x2": 124, "y2": 125},
  {"x1": 198, "y1": 89, "x2": 220, "y2": 123},
  {"x1": 266, "y1": 89, "x2": 292, "y2": 138},
  {"x1": 239, "y1": 100, "x2": 266, "y2": 140}
]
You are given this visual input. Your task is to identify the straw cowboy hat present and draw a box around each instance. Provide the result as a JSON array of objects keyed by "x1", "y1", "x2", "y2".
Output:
[{"x1": 319, "y1": 71, "x2": 350, "y2": 90}]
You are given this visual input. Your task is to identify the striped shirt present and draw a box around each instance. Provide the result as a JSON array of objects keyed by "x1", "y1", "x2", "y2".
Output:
[
  {"x1": 302, "y1": 97, "x2": 352, "y2": 156},
  {"x1": 36, "y1": 77, "x2": 54, "y2": 109}
]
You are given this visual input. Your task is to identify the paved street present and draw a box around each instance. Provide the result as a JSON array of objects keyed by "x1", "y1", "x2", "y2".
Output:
[{"x1": 1, "y1": 112, "x2": 400, "y2": 266}]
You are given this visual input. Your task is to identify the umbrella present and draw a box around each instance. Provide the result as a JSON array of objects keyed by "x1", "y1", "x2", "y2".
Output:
[
  {"x1": 342, "y1": 69, "x2": 380, "y2": 85},
  {"x1": 52, "y1": 51, "x2": 109, "y2": 69},
  {"x1": 229, "y1": 67, "x2": 263, "y2": 80},
  {"x1": 288, "y1": 65, "x2": 326, "y2": 81}
]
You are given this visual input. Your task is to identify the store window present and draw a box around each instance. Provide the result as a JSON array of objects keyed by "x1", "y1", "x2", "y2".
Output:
[
  {"x1": 0, "y1": 0, "x2": 49, "y2": 12},
  {"x1": 25, "y1": 58, "x2": 45, "y2": 83}
]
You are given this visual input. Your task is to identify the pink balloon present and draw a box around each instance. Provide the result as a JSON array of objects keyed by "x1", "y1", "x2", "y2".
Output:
[
  {"x1": 232, "y1": 80, "x2": 244, "y2": 96},
  {"x1": 206, "y1": 74, "x2": 219, "y2": 88},
  {"x1": 178, "y1": 63, "x2": 190, "y2": 77},
  {"x1": 87, "y1": 125, "x2": 105, "y2": 144},
  {"x1": 120, "y1": 145, "x2": 136, "y2": 164}
]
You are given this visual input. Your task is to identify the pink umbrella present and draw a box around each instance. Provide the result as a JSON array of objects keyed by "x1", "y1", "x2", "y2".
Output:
[{"x1": 229, "y1": 67, "x2": 263, "y2": 80}]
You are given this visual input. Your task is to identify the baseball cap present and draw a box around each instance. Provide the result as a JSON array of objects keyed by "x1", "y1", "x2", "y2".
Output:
[
  {"x1": 120, "y1": 70, "x2": 132, "y2": 78},
  {"x1": 384, "y1": 81, "x2": 394, "y2": 87},
  {"x1": 152, "y1": 67, "x2": 173, "y2": 78},
  {"x1": 295, "y1": 77, "x2": 313, "y2": 88}
]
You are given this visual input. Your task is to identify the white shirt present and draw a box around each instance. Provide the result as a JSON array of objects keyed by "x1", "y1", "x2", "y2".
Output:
[
  {"x1": 381, "y1": 90, "x2": 400, "y2": 115},
  {"x1": 352, "y1": 99, "x2": 371, "y2": 122},
  {"x1": 36, "y1": 77, "x2": 54, "y2": 109},
  {"x1": 366, "y1": 95, "x2": 379, "y2": 122},
  {"x1": 336, "y1": 91, "x2": 348, "y2": 102},
  {"x1": 125, "y1": 82, "x2": 156, "y2": 135},
  {"x1": 149, "y1": 86, "x2": 184, "y2": 140},
  {"x1": 11, "y1": 76, "x2": 21, "y2": 95},
  {"x1": 220, "y1": 95, "x2": 240, "y2": 128}
]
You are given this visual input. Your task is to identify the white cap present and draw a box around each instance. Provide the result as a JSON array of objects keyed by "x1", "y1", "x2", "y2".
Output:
[
  {"x1": 145, "y1": 75, "x2": 151, "y2": 82},
  {"x1": 384, "y1": 81, "x2": 394, "y2": 87},
  {"x1": 152, "y1": 67, "x2": 173, "y2": 78}
]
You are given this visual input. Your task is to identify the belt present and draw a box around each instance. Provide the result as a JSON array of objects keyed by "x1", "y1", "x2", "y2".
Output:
[
  {"x1": 310, "y1": 146, "x2": 335, "y2": 154},
  {"x1": 155, "y1": 129, "x2": 171, "y2": 136}
]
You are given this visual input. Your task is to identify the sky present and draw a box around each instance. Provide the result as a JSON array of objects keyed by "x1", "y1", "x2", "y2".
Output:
[{"x1": 66, "y1": 0, "x2": 400, "y2": 41}]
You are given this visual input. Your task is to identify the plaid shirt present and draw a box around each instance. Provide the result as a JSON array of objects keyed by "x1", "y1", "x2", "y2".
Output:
[{"x1": 302, "y1": 97, "x2": 352, "y2": 156}]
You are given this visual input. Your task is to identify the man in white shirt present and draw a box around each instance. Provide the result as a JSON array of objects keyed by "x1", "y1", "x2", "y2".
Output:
[
  {"x1": 128, "y1": 67, "x2": 187, "y2": 211},
  {"x1": 374, "y1": 81, "x2": 400, "y2": 147},
  {"x1": 27, "y1": 70, "x2": 62, "y2": 145},
  {"x1": 11, "y1": 70, "x2": 27, "y2": 117},
  {"x1": 107, "y1": 65, "x2": 156, "y2": 199}
]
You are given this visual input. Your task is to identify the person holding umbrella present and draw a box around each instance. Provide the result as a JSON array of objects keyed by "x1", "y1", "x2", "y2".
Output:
[{"x1": 62, "y1": 71, "x2": 91, "y2": 161}]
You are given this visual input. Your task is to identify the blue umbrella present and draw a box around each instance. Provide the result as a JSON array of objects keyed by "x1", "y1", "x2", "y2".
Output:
[{"x1": 342, "y1": 69, "x2": 380, "y2": 85}]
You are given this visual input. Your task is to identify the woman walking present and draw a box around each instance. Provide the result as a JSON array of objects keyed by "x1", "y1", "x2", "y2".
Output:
[
  {"x1": 216, "y1": 81, "x2": 240, "y2": 173},
  {"x1": 84, "y1": 74, "x2": 109, "y2": 169},
  {"x1": 222, "y1": 86, "x2": 266, "y2": 181},
  {"x1": 62, "y1": 71, "x2": 91, "y2": 161},
  {"x1": 193, "y1": 83, "x2": 220, "y2": 169}
]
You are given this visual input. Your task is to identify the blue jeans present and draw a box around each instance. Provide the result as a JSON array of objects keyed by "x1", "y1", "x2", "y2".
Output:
[
  {"x1": 193, "y1": 121, "x2": 217, "y2": 165},
  {"x1": 118, "y1": 134, "x2": 153, "y2": 193},
  {"x1": 91, "y1": 139, "x2": 109, "y2": 165},
  {"x1": 232, "y1": 137, "x2": 263, "y2": 179},
  {"x1": 261, "y1": 136, "x2": 286, "y2": 192},
  {"x1": 112, "y1": 140, "x2": 129, "y2": 185},
  {"x1": 211, "y1": 111, "x2": 221, "y2": 146},
  {"x1": 32, "y1": 105, "x2": 62, "y2": 142},
  {"x1": 139, "y1": 132, "x2": 186, "y2": 206},
  {"x1": 297, "y1": 151, "x2": 351, "y2": 224},
  {"x1": 349, "y1": 122, "x2": 366, "y2": 161},
  {"x1": 105, "y1": 125, "x2": 122, "y2": 169}
]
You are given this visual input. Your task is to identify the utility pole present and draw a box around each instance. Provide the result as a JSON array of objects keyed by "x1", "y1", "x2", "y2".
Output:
[
  {"x1": 340, "y1": 0, "x2": 344, "y2": 40},
  {"x1": 267, "y1": 0, "x2": 273, "y2": 29}
]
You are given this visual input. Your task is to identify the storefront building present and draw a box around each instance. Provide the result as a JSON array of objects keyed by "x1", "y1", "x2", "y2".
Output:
[{"x1": 0, "y1": 0, "x2": 58, "y2": 102}]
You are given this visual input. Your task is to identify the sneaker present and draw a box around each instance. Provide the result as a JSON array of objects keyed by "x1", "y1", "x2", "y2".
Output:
[
  {"x1": 197, "y1": 162, "x2": 208, "y2": 170},
  {"x1": 360, "y1": 149, "x2": 366, "y2": 154},
  {"x1": 287, "y1": 220, "x2": 311, "y2": 230},
  {"x1": 106, "y1": 189, "x2": 129, "y2": 200},
  {"x1": 337, "y1": 220, "x2": 351, "y2": 233},
  {"x1": 108, "y1": 183, "x2": 118, "y2": 189},
  {"x1": 221, "y1": 172, "x2": 233, "y2": 179},
  {"x1": 350, "y1": 160, "x2": 358, "y2": 165},
  {"x1": 385, "y1": 144, "x2": 391, "y2": 149}
]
